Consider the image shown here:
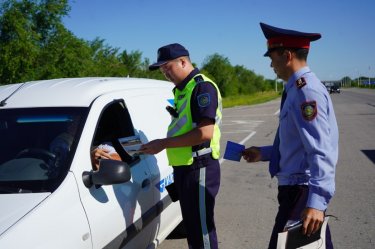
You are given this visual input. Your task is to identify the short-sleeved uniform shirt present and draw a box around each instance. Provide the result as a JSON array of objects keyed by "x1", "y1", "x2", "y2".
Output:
[{"x1": 175, "y1": 68, "x2": 218, "y2": 151}]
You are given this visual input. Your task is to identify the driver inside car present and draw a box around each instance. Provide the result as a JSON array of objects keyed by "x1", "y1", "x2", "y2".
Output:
[{"x1": 49, "y1": 118, "x2": 79, "y2": 171}]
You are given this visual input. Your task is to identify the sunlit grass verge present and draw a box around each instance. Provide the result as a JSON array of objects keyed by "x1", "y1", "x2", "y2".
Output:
[{"x1": 222, "y1": 91, "x2": 281, "y2": 108}]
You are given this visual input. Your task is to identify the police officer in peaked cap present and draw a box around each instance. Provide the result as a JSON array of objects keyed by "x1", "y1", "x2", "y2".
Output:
[
  {"x1": 141, "y1": 43, "x2": 222, "y2": 249},
  {"x1": 242, "y1": 23, "x2": 338, "y2": 249}
]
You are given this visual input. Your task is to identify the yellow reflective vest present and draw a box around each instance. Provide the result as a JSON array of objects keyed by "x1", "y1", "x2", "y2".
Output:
[{"x1": 166, "y1": 74, "x2": 222, "y2": 166}]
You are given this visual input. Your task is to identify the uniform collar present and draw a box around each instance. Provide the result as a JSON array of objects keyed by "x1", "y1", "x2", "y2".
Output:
[
  {"x1": 175, "y1": 68, "x2": 200, "y2": 91},
  {"x1": 285, "y1": 66, "x2": 311, "y2": 92}
]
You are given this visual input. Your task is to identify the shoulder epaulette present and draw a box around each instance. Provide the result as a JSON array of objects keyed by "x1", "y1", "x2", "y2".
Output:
[
  {"x1": 296, "y1": 77, "x2": 307, "y2": 89},
  {"x1": 194, "y1": 75, "x2": 204, "y2": 83}
]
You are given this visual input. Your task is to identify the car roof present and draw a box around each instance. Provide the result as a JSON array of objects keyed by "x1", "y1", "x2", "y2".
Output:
[{"x1": 0, "y1": 77, "x2": 172, "y2": 108}]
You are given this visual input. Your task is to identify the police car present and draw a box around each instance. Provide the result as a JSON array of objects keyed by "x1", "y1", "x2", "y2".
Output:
[{"x1": 0, "y1": 78, "x2": 182, "y2": 248}]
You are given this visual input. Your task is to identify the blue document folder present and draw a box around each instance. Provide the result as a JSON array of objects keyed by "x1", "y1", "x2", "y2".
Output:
[{"x1": 223, "y1": 141, "x2": 245, "y2": 161}]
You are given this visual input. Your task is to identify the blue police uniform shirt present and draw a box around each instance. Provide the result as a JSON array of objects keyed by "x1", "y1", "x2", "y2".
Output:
[{"x1": 260, "y1": 66, "x2": 339, "y2": 211}]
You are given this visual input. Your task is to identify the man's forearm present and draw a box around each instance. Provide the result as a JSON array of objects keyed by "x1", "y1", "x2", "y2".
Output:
[{"x1": 164, "y1": 122, "x2": 214, "y2": 148}]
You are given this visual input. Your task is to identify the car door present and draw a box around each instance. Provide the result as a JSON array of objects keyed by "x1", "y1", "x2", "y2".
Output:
[
  {"x1": 72, "y1": 98, "x2": 154, "y2": 249},
  {"x1": 124, "y1": 92, "x2": 183, "y2": 245}
]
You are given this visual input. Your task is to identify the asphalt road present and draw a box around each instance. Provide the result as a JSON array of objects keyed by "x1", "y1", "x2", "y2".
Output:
[{"x1": 158, "y1": 88, "x2": 375, "y2": 249}]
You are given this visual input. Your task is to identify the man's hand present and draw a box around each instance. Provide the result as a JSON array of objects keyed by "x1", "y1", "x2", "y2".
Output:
[
  {"x1": 242, "y1": 146, "x2": 262, "y2": 162},
  {"x1": 91, "y1": 148, "x2": 116, "y2": 170},
  {"x1": 91, "y1": 148, "x2": 112, "y2": 160},
  {"x1": 301, "y1": 207, "x2": 324, "y2": 236},
  {"x1": 140, "y1": 139, "x2": 166, "y2": 155}
]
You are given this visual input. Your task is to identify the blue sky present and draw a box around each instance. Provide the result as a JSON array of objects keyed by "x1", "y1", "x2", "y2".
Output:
[{"x1": 63, "y1": 0, "x2": 375, "y2": 81}]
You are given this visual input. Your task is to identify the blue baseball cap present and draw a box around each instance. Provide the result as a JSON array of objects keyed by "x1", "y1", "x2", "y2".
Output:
[
  {"x1": 260, "y1": 22, "x2": 321, "y2": 57},
  {"x1": 149, "y1": 43, "x2": 189, "y2": 71}
]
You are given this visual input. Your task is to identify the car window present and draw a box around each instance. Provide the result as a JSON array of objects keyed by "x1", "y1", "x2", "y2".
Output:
[
  {"x1": 0, "y1": 107, "x2": 88, "y2": 193},
  {"x1": 91, "y1": 101, "x2": 139, "y2": 169}
]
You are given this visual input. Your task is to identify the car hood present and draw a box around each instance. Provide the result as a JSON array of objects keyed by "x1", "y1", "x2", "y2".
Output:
[{"x1": 0, "y1": 193, "x2": 50, "y2": 235}]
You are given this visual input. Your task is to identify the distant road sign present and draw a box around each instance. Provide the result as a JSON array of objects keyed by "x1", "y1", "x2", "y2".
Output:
[{"x1": 361, "y1": 80, "x2": 375, "y2": 85}]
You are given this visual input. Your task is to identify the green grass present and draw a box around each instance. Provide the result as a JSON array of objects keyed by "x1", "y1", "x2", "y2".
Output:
[{"x1": 222, "y1": 91, "x2": 281, "y2": 108}]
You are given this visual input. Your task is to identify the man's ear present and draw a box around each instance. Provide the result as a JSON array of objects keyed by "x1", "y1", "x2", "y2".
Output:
[
  {"x1": 283, "y1": 50, "x2": 293, "y2": 62},
  {"x1": 179, "y1": 58, "x2": 186, "y2": 68}
]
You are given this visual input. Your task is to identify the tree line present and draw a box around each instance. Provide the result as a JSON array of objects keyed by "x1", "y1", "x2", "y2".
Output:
[{"x1": 0, "y1": 0, "x2": 275, "y2": 97}]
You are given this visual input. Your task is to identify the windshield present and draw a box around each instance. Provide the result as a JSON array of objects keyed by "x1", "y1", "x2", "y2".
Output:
[{"x1": 0, "y1": 107, "x2": 88, "y2": 193}]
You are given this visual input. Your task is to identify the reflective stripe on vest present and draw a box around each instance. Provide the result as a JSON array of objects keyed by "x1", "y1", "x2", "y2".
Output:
[{"x1": 167, "y1": 114, "x2": 187, "y2": 137}]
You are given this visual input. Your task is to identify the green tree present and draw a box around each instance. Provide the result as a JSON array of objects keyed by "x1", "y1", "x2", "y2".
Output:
[
  {"x1": 140, "y1": 57, "x2": 165, "y2": 80},
  {"x1": 37, "y1": 27, "x2": 94, "y2": 79},
  {"x1": 0, "y1": 0, "x2": 40, "y2": 83},
  {"x1": 32, "y1": 0, "x2": 70, "y2": 45},
  {"x1": 340, "y1": 76, "x2": 352, "y2": 88},
  {"x1": 201, "y1": 53, "x2": 236, "y2": 97},
  {"x1": 201, "y1": 53, "x2": 272, "y2": 97},
  {"x1": 119, "y1": 49, "x2": 143, "y2": 77},
  {"x1": 233, "y1": 65, "x2": 258, "y2": 94},
  {"x1": 0, "y1": 0, "x2": 95, "y2": 83},
  {"x1": 88, "y1": 38, "x2": 124, "y2": 77},
  {"x1": 0, "y1": 0, "x2": 276, "y2": 93}
]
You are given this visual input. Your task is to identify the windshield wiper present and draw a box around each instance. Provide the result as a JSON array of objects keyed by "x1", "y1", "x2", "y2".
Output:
[{"x1": 0, "y1": 186, "x2": 32, "y2": 194}]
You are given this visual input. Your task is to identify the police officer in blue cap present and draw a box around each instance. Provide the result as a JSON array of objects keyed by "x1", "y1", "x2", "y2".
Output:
[
  {"x1": 242, "y1": 23, "x2": 338, "y2": 249},
  {"x1": 141, "y1": 43, "x2": 222, "y2": 249}
]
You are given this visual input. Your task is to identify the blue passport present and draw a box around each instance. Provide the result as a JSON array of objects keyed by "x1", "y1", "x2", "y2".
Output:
[{"x1": 223, "y1": 141, "x2": 245, "y2": 161}]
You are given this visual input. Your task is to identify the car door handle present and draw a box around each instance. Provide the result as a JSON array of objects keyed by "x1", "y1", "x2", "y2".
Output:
[{"x1": 141, "y1": 179, "x2": 151, "y2": 188}]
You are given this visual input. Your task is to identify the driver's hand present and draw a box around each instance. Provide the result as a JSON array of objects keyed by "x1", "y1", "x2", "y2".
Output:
[{"x1": 91, "y1": 148, "x2": 112, "y2": 170}]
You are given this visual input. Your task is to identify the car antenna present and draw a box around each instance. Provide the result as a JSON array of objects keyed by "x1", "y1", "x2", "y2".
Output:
[{"x1": 0, "y1": 82, "x2": 27, "y2": 107}]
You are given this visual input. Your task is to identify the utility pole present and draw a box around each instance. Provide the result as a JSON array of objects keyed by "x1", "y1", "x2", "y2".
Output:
[
  {"x1": 369, "y1": 66, "x2": 371, "y2": 88},
  {"x1": 357, "y1": 70, "x2": 360, "y2": 87}
]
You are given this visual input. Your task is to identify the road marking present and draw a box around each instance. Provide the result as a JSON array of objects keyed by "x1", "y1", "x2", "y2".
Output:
[
  {"x1": 221, "y1": 120, "x2": 264, "y2": 126},
  {"x1": 222, "y1": 130, "x2": 256, "y2": 134},
  {"x1": 224, "y1": 114, "x2": 276, "y2": 118},
  {"x1": 219, "y1": 131, "x2": 256, "y2": 165}
]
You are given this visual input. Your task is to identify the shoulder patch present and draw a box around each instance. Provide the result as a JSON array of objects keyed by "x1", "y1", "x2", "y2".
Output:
[
  {"x1": 296, "y1": 77, "x2": 307, "y2": 89},
  {"x1": 197, "y1": 93, "x2": 210, "y2": 107},
  {"x1": 301, "y1": 101, "x2": 317, "y2": 121}
]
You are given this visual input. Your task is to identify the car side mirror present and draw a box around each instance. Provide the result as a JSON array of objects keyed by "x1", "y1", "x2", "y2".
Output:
[{"x1": 82, "y1": 160, "x2": 131, "y2": 188}]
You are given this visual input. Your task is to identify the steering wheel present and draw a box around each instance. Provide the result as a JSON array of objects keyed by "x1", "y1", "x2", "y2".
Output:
[{"x1": 16, "y1": 148, "x2": 56, "y2": 162}]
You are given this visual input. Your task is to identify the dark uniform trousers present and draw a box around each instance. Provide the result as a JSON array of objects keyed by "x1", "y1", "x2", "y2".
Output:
[
  {"x1": 173, "y1": 154, "x2": 220, "y2": 249},
  {"x1": 268, "y1": 185, "x2": 334, "y2": 249}
]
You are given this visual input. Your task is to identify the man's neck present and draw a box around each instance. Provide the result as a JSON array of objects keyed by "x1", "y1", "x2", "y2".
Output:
[
  {"x1": 291, "y1": 59, "x2": 307, "y2": 73},
  {"x1": 174, "y1": 68, "x2": 197, "y2": 89},
  {"x1": 285, "y1": 60, "x2": 307, "y2": 80}
]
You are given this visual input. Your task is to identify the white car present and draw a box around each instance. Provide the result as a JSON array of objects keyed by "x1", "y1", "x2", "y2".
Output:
[{"x1": 0, "y1": 77, "x2": 182, "y2": 248}]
